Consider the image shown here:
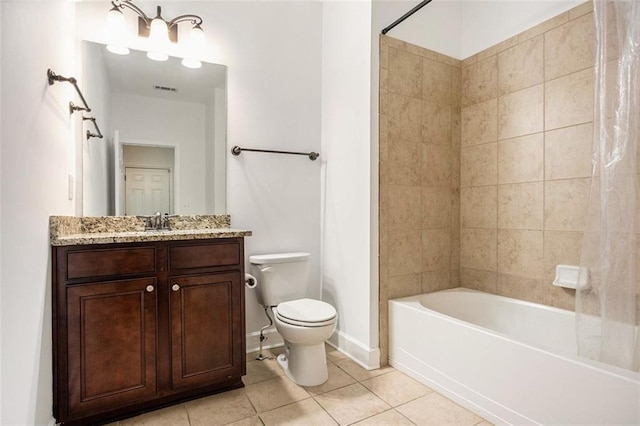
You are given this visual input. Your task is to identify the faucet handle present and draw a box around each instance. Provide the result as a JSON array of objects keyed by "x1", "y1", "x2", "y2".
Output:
[
  {"x1": 136, "y1": 215, "x2": 154, "y2": 230},
  {"x1": 161, "y1": 213, "x2": 179, "y2": 230}
]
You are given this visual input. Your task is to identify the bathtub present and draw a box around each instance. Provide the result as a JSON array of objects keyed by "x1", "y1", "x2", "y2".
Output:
[{"x1": 389, "y1": 288, "x2": 640, "y2": 425}]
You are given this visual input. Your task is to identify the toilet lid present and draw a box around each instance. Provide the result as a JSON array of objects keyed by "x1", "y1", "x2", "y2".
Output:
[{"x1": 276, "y1": 298, "x2": 337, "y2": 323}]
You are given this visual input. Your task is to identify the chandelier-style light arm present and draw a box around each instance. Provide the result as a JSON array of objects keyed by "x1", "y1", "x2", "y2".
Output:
[
  {"x1": 168, "y1": 14, "x2": 203, "y2": 30},
  {"x1": 111, "y1": 0, "x2": 153, "y2": 26}
]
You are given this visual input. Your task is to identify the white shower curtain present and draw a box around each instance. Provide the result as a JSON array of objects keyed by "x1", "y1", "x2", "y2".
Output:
[{"x1": 576, "y1": 0, "x2": 640, "y2": 371}]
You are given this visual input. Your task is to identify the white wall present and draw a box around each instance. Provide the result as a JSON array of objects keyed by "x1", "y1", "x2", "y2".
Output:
[
  {"x1": 373, "y1": 0, "x2": 463, "y2": 58},
  {"x1": 76, "y1": 1, "x2": 323, "y2": 351},
  {"x1": 111, "y1": 92, "x2": 206, "y2": 214},
  {"x1": 82, "y1": 41, "x2": 112, "y2": 216},
  {"x1": 321, "y1": 1, "x2": 379, "y2": 367},
  {"x1": 460, "y1": 1, "x2": 583, "y2": 58},
  {"x1": 0, "y1": 2, "x2": 77, "y2": 424}
]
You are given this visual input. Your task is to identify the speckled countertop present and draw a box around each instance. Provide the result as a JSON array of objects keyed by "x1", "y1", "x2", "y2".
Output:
[{"x1": 50, "y1": 215, "x2": 251, "y2": 246}]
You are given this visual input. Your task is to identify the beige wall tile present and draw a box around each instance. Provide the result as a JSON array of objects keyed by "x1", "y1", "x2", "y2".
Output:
[
  {"x1": 461, "y1": 228, "x2": 497, "y2": 271},
  {"x1": 422, "y1": 269, "x2": 454, "y2": 293},
  {"x1": 497, "y1": 273, "x2": 547, "y2": 305},
  {"x1": 422, "y1": 101, "x2": 452, "y2": 145},
  {"x1": 461, "y1": 143, "x2": 497, "y2": 188},
  {"x1": 422, "y1": 187, "x2": 452, "y2": 229},
  {"x1": 388, "y1": 48, "x2": 422, "y2": 98},
  {"x1": 545, "y1": 123, "x2": 593, "y2": 180},
  {"x1": 569, "y1": 1, "x2": 593, "y2": 20},
  {"x1": 382, "y1": 35, "x2": 407, "y2": 51},
  {"x1": 498, "y1": 84, "x2": 543, "y2": 140},
  {"x1": 518, "y1": 11, "x2": 569, "y2": 43},
  {"x1": 545, "y1": 286, "x2": 576, "y2": 310},
  {"x1": 498, "y1": 133, "x2": 544, "y2": 184},
  {"x1": 380, "y1": 37, "x2": 389, "y2": 69},
  {"x1": 498, "y1": 35, "x2": 544, "y2": 96},
  {"x1": 385, "y1": 140, "x2": 422, "y2": 186},
  {"x1": 477, "y1": 35, "x2": 519, "y2": 61},
  {"x1": 544, "y1": 178, "x2": 591, "y2": 231},
  {"x1": 422, "y1": 229, "x2": 451, "y2": 271},
  {"x1": 461, "y1": 268, "x2": 497, "y2": 293},
  {"x1": 497, "y1": 229, "x2": 543, "y2": 279},
  {"x1": 407, "y1": 43, "x2": 438, "y2": 61},
  {"x1": 498, "y1": 182, "x2": 544, "y2": 230},
  {"x1": 543, "y1": 230, "x2": 583, "y2": 282},
  {"x1": 388, "y1": 274, "x2": 421, "y2": 300},
  {"x1": 387, "y1": 185, "x2": 421, "y2": 231},
  {"x1": 388, "y1": 229, "x2": 422, "y2": 276},
  {"x1": 380, "y1": 68, "x2": 388, "y2": 94},
  {"x1": 379, "y1": 114, "x2": 388, "y2": 163},
  {"x1": 388, "y1": 93, "x2": 422, "y2": 142},
  {"x1": 461, "y1": 99, "x2": 498, "y2": 147},
  {"x1": 379, "y1": 92, "x2": 388, "y2": 116},
  {"x1": 462, "y1": 55, "x2": 498, "y2": 106},
  {"x1": 422, "y1": 59, "x2": 453, "y2": 105},
  {"x1": 545, "y1": 68, "x2": 594, "y2": 130},
  {"x1": 545, "y1": 12, "x2": 594, "y2": 81},
  {"x1": 422, "y1": 144, "x2": 451, "y2": 187},
  {"x1": 462, "y1": 54, "x2": 477, "y2": 69},
  {"x1": 461, "y1": 186, "x2": 497, "y2": 229}
]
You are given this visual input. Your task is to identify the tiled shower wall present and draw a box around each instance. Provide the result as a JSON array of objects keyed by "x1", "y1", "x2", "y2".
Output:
[
  {"x1": 379, "y1": 1, "x2": 596, "y2": 365},
  {"x1": 378, "y1": 36, "x2": 462, "y2": 364},
  {"x1": 459, "y1": 1, "x2": 594, "y2": 311}
]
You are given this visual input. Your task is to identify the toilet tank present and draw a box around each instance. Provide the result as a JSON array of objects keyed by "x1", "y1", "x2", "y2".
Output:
[{"x1": 249, "y1": 252, "x2": 310, "y2": 307}]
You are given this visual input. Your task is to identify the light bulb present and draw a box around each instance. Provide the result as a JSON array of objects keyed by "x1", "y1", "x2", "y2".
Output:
[
  {"x1": 105, "y1": 7, "x2": 130, "y2": 55},
  {"x1": 147, "y1": 18, "x2": 169, "y2": 61},
  {"x1": 189, "y1": 25, "x2": 205, "y2": 48}
]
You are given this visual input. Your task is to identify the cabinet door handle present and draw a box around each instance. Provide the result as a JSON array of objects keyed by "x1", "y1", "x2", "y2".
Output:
[
  {"x1": 172, "y1": 284, "x2": 180, "y2": 292},
  {"x1": 146, "y1": 285, "x2": 155, "y2": 293}
]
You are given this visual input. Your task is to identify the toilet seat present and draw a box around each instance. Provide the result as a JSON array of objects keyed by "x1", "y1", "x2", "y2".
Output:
[{"x1": 274, "y1": 298, "x2": 337, "y2": 327}]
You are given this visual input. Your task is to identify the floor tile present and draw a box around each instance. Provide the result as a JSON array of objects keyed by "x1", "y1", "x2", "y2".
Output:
[
  {"x1": 244, "y1": 356, "x2": 286, "y2": 385},
  {"x1": 361, "y1": 370, "x2": 431, "y2": 407},
  {"x1": 245, "y1": 376, "x2": 310, "y2": 413},
  {"x1": 353, "y1": 409, "x2": 415, "y2": 425},
  {"x1": 304, "y1": 363, "x2": 357, "y2": 395},
  {"x1": 313, "y1": 383, "x2": 391, "y2": 425},
  {"x1": 226, "y1": 416, "x2": 264, "y2": 426},
  {"x1": 333, "y1": 358, "x2": 395, "y2": 382},
  {"x1": 119, "y1": 404, "x2": 189, "y2": 426},
  {"x1": 260, "y1": 397, "x2": 338, "y2": 425},
  {"x1": 185, "y1": 388, "x2": 256, "y2": 426},
  {"x1": 325, "y1": 343, "x2": 348, "y2": 363},
  {"x1": 474, "y1": 421, "x2": 494, "y2": 426},
  {"x1": 396, "y1": 393, "x2": 483, "y2": 426}
]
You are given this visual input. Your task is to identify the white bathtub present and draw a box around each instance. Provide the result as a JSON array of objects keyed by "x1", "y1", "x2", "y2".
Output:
[{"x1": 389, "y1": 288, "x2": 640, "y2": 425}]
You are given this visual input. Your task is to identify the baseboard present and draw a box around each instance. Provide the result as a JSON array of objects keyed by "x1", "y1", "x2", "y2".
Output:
[
  {"x1": 246, "y1": 328, "x2": 283, "y2": 354},
  {"x1": 327, "y1": 329, "x2": 380, "y2": 370}
]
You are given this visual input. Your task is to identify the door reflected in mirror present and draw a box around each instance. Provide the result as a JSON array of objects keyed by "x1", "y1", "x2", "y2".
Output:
[{"x1": 81, "y1": 41, "x2": 227, "y2": 216}]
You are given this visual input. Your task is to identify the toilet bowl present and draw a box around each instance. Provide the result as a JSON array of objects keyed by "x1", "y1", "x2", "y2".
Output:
[
  {"x1": 272, "y1": 298, "x2": 337, "y2": 386},
  {"x1": 250, "y1": 253, "x2": 337, "y2": 386}
]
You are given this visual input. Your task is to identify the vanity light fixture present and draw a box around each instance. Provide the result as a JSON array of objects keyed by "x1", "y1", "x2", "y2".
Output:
[{"x1": 106, "y1": 0, "x2": 204, "y2": 67}]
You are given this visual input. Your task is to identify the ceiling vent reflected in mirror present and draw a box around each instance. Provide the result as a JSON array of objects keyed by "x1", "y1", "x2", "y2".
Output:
[{"x1": 105, "y1": 0, "x2": 205, "y2": 69}]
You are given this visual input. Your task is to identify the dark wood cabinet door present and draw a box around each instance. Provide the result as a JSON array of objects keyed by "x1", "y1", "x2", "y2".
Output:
[
  {"x1": 170, "y1": 272, "x2": 243, "y2": 389},
  {"x1": 66, "y1": 278, "x2": 157, "y2": 416}
]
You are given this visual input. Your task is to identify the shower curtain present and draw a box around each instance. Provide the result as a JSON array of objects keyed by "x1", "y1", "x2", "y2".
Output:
[{"x1": 577, "y1": 0, "x2": 640, "y2": 371}]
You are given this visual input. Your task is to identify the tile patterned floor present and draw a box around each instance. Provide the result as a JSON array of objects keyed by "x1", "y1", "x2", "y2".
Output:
[{"x1": 112, "y1": 345, "x2": 492, "y2": 426}]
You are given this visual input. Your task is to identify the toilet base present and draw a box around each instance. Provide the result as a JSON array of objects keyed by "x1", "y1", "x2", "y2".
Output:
[{"x1": 276, "y1": 342, "x2": 328, "y2": 387}]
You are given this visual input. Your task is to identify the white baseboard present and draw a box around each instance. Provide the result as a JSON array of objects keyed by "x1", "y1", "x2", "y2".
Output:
[{"x1": 327, "y1": 329, "x2": 380, "y2": 370}]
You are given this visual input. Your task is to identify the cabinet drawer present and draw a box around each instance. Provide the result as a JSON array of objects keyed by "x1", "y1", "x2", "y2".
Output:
[
  {"x1": 66, "y1": 247, "x2": 156, "y2": 280},
  {"x1": 170, "y1": 242, "x2": 240, "y2": 271}
]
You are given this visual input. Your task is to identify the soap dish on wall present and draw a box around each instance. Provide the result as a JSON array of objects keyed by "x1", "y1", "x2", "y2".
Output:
[{"x1": 553, "y1": 264, "x2": 590, "y2": 290}]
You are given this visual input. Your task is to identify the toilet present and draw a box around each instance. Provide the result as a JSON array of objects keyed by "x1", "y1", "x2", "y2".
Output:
[{"x1": 250, "y1": 252, "x2": 337, "y2": 386}]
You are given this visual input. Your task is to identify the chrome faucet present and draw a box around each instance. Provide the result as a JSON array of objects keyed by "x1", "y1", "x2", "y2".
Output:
[{"x1": 138, "y1": 211, "x2": 176, "y2": 231}]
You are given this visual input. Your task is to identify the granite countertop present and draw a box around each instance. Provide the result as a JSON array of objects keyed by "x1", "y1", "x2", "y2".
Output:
[{"x1": 50, "y1": 215, "x2": 252, "y2": 246}]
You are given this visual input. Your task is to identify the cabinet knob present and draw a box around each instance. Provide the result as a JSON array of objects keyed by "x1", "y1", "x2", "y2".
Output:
[
  {"x1": 172, "y1": 284, "x2": 180, "y2": 292},
  {"x1": 146, "y1": 285, "x2": 154, "y2": 293}
]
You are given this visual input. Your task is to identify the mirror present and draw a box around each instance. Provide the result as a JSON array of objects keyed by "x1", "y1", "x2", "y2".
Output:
[{"x1": 81, "y1": 41, "x2": 227, "y2": 216}]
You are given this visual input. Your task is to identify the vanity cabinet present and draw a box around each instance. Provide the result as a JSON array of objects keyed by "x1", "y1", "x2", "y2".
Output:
[{"x1": 52, "y1": 238, "x2": 246, "y2": 425}]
